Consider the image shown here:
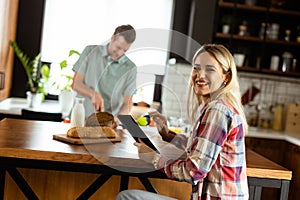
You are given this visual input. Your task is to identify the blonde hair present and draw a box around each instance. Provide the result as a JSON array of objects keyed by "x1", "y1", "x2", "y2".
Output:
[{"x1": 186, "y1": 44, "x2": 248, "y2": 134}]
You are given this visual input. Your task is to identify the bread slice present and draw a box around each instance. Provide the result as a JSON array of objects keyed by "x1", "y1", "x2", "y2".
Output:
[{"x1": 67, "y1": 126, "x2": 116, "y2": 138}]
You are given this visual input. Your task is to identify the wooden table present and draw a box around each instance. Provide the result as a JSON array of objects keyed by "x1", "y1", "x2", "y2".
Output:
[{"x1": 0, "y1": 118, "x2": 292, "y2": 199}]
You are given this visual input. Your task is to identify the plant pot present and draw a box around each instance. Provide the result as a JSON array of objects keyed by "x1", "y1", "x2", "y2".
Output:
[
  {"x1": 222, "y1": 24, "x2": 230, "y2": 34},
  {"x1": 59, "y1": 89, "x2": 75, "y2": 118},
  {"x1": 26, "y1": 91, "x2": 43, "y2": 108},
  {"x1": 233, "y1": 54, "x2": 246, "y2": 67},
  {"x1": 245, "y1": 0, "x2": 256, "y2": 6}
]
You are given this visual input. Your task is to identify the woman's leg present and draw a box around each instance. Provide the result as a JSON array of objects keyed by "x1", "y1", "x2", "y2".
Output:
[{"x1": 116, "y1": 189, "x2": 177, "y2": 200}]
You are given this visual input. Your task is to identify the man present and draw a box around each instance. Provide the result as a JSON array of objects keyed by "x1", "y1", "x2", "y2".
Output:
[{"x1": 72, "y1": 24, "x2": 137, "y2": 118}]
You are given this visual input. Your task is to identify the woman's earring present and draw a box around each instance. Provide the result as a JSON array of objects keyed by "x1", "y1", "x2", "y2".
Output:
[{"x1": 223, "y1": 81, "x2": 227, "y2": 85}]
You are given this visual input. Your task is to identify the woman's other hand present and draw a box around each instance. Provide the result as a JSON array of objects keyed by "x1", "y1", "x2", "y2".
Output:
[
  {"x1": 134, "y1": 139, "x2": 156, "y2": 164},
  {"x1": 149, "y1": 111, "x2": 170, "y2": 141}
]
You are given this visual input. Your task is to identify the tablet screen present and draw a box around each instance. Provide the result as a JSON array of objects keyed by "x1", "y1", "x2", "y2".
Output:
[{"x1": 118, "y1": 115, "x2": 159, "y2": 153}]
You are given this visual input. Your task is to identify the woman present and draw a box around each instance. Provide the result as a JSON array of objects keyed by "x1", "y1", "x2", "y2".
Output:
[{"x1": 117, "y1": 44, "x2": 249, "y2": 199}]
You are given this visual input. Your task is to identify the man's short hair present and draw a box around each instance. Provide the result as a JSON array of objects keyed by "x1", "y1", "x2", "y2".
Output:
[{"x1": 113, "y1": 24, "x2": 136, "y2": 44}]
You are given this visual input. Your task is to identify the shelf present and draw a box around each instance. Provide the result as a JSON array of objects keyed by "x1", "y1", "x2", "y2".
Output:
[
  {"x1": 237, "y1": 66, "x2": 260, "y2": 72},
  {"x1": 269, "y1": 7, "x2": 300, "y2": 17},
  {"x1": 216, "y1": 33, "x2": 264, "y2": 42},
  {"x1": 218, "y1": 1, "x2": 267, "y2": 12},
  {"x1": 215, "y1": 33, "x2": 300, "y2": 46},
  {"x1": 261, "y1": 69, "x2": 300, "y2": 77},
  {"x1": 219, "y1": 1, "x2": 300, "y2": 16},
  {"x1": 265, "y1": 39, "x2": 300, "y2": 47},
  {"x1": 215, "y1": 1, "x2": 300, "y2": 79},
  {"x1": 237, "y1": 67, "x2": 300, "y2": 78}
]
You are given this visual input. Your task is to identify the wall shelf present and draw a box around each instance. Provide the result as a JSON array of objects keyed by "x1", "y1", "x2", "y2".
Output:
[{"x1": 214, "y1": 0, "x2": 300, "y2": 77}]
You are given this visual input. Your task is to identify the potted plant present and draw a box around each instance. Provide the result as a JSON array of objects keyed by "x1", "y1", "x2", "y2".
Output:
[
  {"x1": 10, "y1": 41, "x2": 50, "y2": 107},
  {"x1": 221, "y1": 15, "x2": 232, "y2": 34},
  {"x1": 55, "y1": 50, "x2": 80, "y2": 90},
  {"x1": 56, "y1": 50, "x2": 80, "y2": 118}
]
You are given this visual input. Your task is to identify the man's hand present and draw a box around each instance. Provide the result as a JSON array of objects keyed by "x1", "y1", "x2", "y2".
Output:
[
  {"x1": 91, "y1": 92, "x2": 104, "y2": 112},
  {"x1": 72, "y1": 72, "x2": 105, "y2": 112}
]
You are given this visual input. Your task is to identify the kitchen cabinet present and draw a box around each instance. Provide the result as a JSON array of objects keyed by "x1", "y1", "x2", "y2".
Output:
[
  {"x1": 246, "y1": 137, "x2": 300, "y2": 200},
  {"x1": 213, "y1": 0, "x2": 300, "y2": 78}
]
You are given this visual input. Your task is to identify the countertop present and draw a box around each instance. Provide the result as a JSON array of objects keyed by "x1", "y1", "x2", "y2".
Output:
[
  {"x1": 0, "y1": 97, "x2": 61, "y2": 115},
  {"x1": 247, "y1": 127, "x2": 300, "y2": 146}
]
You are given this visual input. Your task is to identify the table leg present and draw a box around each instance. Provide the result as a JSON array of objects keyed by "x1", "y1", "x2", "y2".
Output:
[
  {"x1": 248, "y1": 186, "x2": 254, "y2": 200},
  {"x1": 0, "y1": 165, "x2": 6, "y2": 200},
  {"x1": 76, "y1": 174, "x2": 112, "y2": 200},
  {"x1": 7, "y1": 167, "x2": 39, "y2": 200},
  {"x1": 138, "y1": 177, "x2": 158, "y2": 193},
  {"x1": 120, "y1": 175, "x2": 129, "y2": 191},
  {"x1": 253, "y1": 186, "x2": 262, "y2": 200},
  {"x1": 279, "y1": 180, "x2": 290, "y2": 200}
]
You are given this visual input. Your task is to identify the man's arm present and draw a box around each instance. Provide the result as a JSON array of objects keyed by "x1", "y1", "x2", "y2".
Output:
[
  {"x1": 72, "y1": 72, "x2": 104, "y2": 111},
  {"x1": 118, "y1": 95, "x2": 133, "y2": 115}
]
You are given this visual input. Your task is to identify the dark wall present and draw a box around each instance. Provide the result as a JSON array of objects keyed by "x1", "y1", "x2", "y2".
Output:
[
  {"x1": 169, "y1": 0, "x2": 192, "y2": 62},
  {"x1": 170, "y1": 0, "x2": 216, "y2": 63},
  {"x1": 11, "y1": 0, "x2": 45, "y2": 97}
]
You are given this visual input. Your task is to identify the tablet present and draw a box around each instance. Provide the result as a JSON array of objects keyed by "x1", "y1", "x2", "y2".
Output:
[{"x1": 118, "y1": 114, "x2": 159, "y2": 153}]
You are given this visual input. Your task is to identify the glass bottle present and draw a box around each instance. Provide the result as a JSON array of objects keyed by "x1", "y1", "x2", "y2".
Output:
[
  {"x1": 284, "y1": 29, "x2": 291, "y2": 41},
  {"x1": 70, "y1": 97, "x2": 85, "y2": 127},
  {"x1": 259, "y1": 22, "x2": 266, "y2": 39},
  {"x1": 297, "y1": 26, "x2": 300, "y2": 43},
  {"x1": 272, "y1": 103, "x2": 283, "y2": 131}
]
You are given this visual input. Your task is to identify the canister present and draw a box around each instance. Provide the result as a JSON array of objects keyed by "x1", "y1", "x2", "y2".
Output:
[
  {"x1": 281, "y1": 52, "x2": 293, "y2": 72},
  {"x1": 270, "y1": 55, "x2": 279, "y2": 70}
]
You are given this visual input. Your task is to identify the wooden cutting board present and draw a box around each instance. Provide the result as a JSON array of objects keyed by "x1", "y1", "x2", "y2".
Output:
[{"x1": 53, "y1": 134, "x2": 121, "y2": 145}]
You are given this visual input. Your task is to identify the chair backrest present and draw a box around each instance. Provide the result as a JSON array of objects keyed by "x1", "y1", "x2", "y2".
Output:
[{"x1": 21, "y1": 109, "x2": 62, "y2": 122}]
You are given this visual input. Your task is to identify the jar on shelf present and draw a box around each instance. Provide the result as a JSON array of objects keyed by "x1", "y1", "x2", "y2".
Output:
[
  {"x1": 238, "y1": 21, "x2": 249, "y2": 36},
  {"x1": 259, "y1": 22, "x2": 266, "y2": 39},
  {"x1": 266, "y1": 23, "x2": 280, "y2": 40},
  {"x1": 245, "y1": 0, "x2": 257, "y2": 6},
  {"x1": 281, "y1": 52, "x2": 293, "y2": 72},
  {"x1": 284, "y1": 29, "x2": 291, "y2": 41},
  {"x1": 270, "y1": 55, "x2": 280, "y2": 71},
  {"x1": 297, "y1": 26, "x2": 300, "y2": 42}
]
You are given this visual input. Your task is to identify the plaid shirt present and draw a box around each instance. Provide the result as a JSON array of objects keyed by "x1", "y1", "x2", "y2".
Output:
[{"x1": 154, "y1": 99, "x2": 249, "y2": 199}]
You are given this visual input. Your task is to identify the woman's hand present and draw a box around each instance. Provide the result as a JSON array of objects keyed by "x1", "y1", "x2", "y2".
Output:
[
  {"x1": 149, "y1": 111, "x2": 171, "y2": 141},
  {"x1": 134, "y1": 139, "x2": 156, "y2": 164}
]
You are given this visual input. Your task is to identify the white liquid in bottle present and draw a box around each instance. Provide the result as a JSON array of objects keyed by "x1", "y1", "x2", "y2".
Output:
[{"x1": 70, "y1": 97, "x2": 85, "y2": 127}]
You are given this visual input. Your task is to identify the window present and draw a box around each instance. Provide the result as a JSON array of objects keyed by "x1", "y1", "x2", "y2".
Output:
[{"x1": 41, "y1": 0, "x2": 174, "y2": 104}]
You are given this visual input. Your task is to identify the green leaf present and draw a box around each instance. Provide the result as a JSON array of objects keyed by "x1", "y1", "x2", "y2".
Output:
[
  {"x1": 69, "y1": 50, "x2": 80, "y2": 57},
  {"x1": 60, "y1": 60, "x2": 67, "y2": 70},
  {"x1": 41, "y1": 64, "x2": 50, "y2": 78}
]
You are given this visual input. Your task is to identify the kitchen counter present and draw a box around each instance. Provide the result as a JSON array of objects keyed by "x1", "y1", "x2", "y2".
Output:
[
  {"x1": 247, "y1": 127, "x2": 300, "y2": 146},
  {"x1": 0, "y1": 97, "x2": 61, "y2": 115}
]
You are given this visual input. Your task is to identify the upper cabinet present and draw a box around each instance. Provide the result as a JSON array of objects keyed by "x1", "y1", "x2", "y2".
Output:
[{"x1": 213, "y1": 0, "x2": 300, "y2": 77}]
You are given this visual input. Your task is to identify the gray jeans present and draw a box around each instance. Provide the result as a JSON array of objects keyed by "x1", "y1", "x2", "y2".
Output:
[{"x1": 116, "y1": 190, "x2": 177, "y2": 200}]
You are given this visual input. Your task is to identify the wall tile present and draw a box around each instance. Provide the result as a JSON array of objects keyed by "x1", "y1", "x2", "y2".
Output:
[{"x1": 161, "y1": 63, "x2": 300, "y2": 122}]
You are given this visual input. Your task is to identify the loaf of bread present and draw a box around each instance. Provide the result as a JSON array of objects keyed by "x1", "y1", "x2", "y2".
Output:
[
  {"x1": 85, "y1": 112, "x2": 114, "y2": 127},
  {"x1": 67, "y1": 126, "x2": 116, "y2": 138}
]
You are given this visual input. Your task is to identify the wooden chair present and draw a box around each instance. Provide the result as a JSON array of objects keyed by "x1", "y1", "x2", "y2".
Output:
[{"x1": 21, "y1": 109, "x2": 62, "y2": 122}]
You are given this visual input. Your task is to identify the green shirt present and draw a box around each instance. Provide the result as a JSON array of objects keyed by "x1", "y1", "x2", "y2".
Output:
[{"x1": 73, "y1": 45, "x2": 137, "y2": 118}]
